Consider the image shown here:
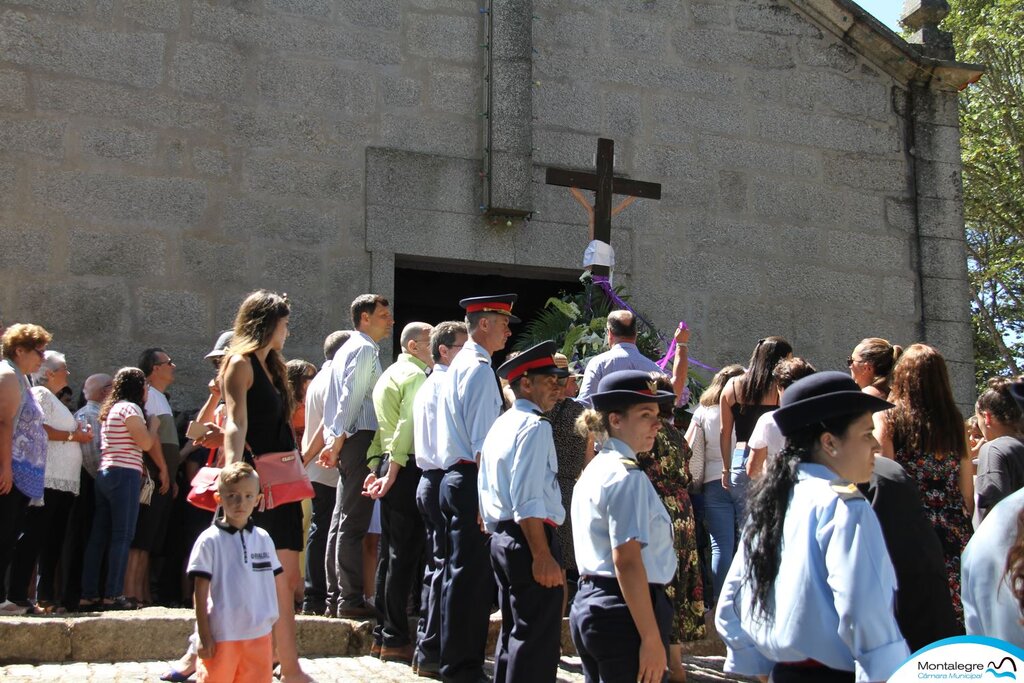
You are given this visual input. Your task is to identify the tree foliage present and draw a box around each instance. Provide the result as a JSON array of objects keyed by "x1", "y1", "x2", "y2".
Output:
[{"x1": 945, "y1": 0, "x2": 1024, "y2": 388}]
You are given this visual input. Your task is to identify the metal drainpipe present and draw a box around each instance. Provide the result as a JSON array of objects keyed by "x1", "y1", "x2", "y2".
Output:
[
  {"x1": 899, "y1": 83, "x2": 927, "y2": 342},
  {"x1": 482, "y1": 0, "x2": 495, "y2": 214}
]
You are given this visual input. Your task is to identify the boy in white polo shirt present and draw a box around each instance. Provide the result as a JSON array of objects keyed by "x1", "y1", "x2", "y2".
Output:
[{"x1": 187, "y1": 463, "x2": 283, "y2": 683}]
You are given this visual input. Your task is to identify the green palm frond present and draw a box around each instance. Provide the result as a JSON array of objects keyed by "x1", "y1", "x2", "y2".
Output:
[{"x1": 512, "y1": 306, "x2": 572, "y2": 352}]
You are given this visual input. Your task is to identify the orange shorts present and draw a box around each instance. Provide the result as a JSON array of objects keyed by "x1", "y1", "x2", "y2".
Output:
[{"x1": 197, "y1": 632, "x2": 273, "y2": 683}]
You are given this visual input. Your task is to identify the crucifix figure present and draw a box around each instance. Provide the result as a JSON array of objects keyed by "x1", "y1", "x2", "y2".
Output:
[{"x1": 545, "y1": 137, "x2": 662, "y2": 277}]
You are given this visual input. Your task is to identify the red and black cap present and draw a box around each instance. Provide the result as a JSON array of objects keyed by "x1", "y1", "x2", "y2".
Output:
[
  {"x1": 497, "y1": 341, "x2": 569, "y2": 382},
  {"x1": 459, "y1": 294, "x2": 520, "y2": 324},
  {"x1": 590, "y1": 370, "x2": 675, "y2": 411}
]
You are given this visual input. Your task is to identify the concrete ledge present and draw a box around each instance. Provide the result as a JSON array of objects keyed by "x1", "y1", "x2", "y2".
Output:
[{"x1": 0, "y1": 607, "x2": 725, "y2": 664}]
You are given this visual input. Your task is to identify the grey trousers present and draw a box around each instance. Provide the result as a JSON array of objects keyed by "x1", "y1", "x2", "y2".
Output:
[{"x1": 327, "y1": 429, "x2": 375, "y2": 610}]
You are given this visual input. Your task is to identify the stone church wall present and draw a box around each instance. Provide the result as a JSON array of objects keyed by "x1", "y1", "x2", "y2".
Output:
[{"x1": 0, "y1": 0, "x2": 973, "y2": 409}]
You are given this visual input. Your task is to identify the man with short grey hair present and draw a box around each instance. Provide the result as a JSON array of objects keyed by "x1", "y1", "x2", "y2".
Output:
[
  {"x1": 364, "y1": 321, "x2": 433, "y2": 662},
  {"x1": 64, "y1": 373, "x2": 112, "y2": 610},
  {"x1": 577, "y1": 309, "x2": 661, "y2": 402}
]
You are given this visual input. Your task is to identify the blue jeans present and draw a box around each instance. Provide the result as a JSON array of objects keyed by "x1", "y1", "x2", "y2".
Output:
[
  {"x1": 81, "y1": 467, "x2": 141, "y2": 600},
  {"x1": 703, "y1": 479, "x2": 741, "y2": 604}
]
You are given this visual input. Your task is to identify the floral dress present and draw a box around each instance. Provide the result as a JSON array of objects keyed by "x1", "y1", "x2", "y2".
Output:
[
  {"x1": 547, "y1": 398, "x2": 587, "y2": 574},
  {"x1": 895, "y1": 447, "x2": 972, "y2": 624},
  {"x1": 637, "y1": 424, "x2": 705, "y2": 642}
]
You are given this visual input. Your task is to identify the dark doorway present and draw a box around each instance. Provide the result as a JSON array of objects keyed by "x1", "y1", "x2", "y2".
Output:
[{"x1": 393, "y1": 257, "x2": 579, "y2": 365}]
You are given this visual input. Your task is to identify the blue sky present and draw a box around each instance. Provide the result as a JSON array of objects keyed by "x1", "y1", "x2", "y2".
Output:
[{"x1": 854, "y1": 0, "x2": 901, "y2": 31}]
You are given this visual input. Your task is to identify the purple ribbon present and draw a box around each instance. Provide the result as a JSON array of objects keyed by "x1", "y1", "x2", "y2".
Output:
[{"x1": 592, "y1": 275, "x2": 719, "y2": 374}]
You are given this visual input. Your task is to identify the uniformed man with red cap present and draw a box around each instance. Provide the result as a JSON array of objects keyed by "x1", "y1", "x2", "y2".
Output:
[
  {"x1": 436, "y1": 294, "x2": 517, "y2": 682},
  {"x1": 478, "y1": 341, "x2": 568, "y2": 683}
]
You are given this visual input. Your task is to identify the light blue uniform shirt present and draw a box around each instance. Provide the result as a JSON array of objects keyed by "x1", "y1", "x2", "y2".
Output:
[
  {"x1": 715, "y1": 463, "x2": 909, "y2": 683},
  {"x1": 962, "y1": 486, "x2": 1024, "y2": 644},
  {"x1": 571, "y1": 437, "x2": 677, "y2": 585},
  {"x1": 436, "y1": 340, "x2": 502, "y2": 470},
  {"x1": 413, "y1": 364, "x2": 447, "y2": 472},
  {"x1": 577, "y1": 342, "x2": 662, "y2": 403},
  {"x1": 478, "y1": 399, "x2": 565, "y2": 533},
  {"x1": 323, "y1": 332, "x2": 381, "y2": 440}
]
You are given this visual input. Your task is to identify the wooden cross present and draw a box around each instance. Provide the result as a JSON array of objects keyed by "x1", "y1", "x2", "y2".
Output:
[{"x1": 545, "y1": 138, "x2": 662, "y2": 277}]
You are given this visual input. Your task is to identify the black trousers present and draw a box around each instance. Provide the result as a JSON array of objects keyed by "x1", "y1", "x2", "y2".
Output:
[
  {"x1": 303, "y1": 481, "x2": 336, "y2": 613},
  {"x1": 9, "y1": 488, "x2": 76, "y2": 603},
  {"x1": 491, "y1": 521, "x2": 564, "y2": 683},
  {"x1": 62, "y1": 470, "x2": 95, "y2": 609},
  {"x1": 414, "y1": 468, "x2": 446, "y2": 667},
  {"x1": 372, "y1": 458, "x2": 424, "y2": 647},
  {"x1": 439, "y1": 462, "x2": 495, "y2": 682},
  {"x1": 0, "y1": 486, "x2": 29, "y2": 602},
  {"x1": 769, "y1": 663, "x2": 855, "y2": 683},
  {"x1": 570, "y1": 576, "x2": 672, "y2": 683}
]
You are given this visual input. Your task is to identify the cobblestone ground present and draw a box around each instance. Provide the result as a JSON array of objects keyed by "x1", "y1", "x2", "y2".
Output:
[{"x1": 0, "y1": 655, "x2": 750, "y2": 682}]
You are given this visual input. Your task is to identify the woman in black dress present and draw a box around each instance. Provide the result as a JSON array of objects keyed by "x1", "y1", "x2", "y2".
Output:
[{"x1": 220, "y1": 290, "x2": 311, "y2": 683}]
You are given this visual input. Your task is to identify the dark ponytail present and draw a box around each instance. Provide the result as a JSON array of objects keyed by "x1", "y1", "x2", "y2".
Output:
[{"x1": 742, "y1": 412, "x2": 862, "y2": 622}]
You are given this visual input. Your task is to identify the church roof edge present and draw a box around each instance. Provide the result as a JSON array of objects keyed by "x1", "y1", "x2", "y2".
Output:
[{"x1": 792, "y1": 0, "x2": 984, "y2": 92}]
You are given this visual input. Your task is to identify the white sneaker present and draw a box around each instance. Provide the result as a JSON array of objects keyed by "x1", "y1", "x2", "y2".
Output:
[{"x1": 0, "y1": 600, "x2": 27, "y2": 615}]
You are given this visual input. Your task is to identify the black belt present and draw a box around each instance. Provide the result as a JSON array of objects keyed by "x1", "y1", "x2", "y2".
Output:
[
  {"x1": 580, "y1": 575, "x2": 665, "y2": 592},
  {"x1": 495, "y1": 520, "x2": 557, "y2": 535}
]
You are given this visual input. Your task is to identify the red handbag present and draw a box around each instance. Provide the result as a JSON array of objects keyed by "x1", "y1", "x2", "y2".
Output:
[
  {"x1": 187, "y1": 448, "x2": 221, "y2": 512},
  {"x1": 252, "y1": 448, "x2": 315, "y2": 510}
]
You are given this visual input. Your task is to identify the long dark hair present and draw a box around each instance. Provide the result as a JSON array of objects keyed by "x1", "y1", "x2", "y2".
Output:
[
  {"x1": 742, "y1": 411, "x2": 862, "y2": 621},
  {"x1": 219, "y1": 290, "x2": 294, "y2": 417},
  {"x1": 738, "y1": 337, "x2": 793, "y2": 408},
  {"x1": 100, "y1": 367, "x2": 148, "y2": 422},
  {"x1": 885, "y1": 344, "x2": 965, "y2": 458}
]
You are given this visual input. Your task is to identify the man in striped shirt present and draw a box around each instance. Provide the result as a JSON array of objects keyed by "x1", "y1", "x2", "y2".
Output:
[{"x1": 318, "y1": 294, "x2": 393, "y2": 618}]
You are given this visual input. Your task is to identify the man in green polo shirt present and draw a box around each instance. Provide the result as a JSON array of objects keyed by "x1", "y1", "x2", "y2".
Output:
[{"x1": 364, "y1": 321, "x2": 434, "y2": 665}]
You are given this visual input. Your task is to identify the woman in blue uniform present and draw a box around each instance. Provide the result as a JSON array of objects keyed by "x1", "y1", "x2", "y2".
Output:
[
  {"x1": 715, "y1": 372, "x2": 910, "y2": 683},
  {"x1": 570, "y1": 370, "x2": 679, "y2": 683}
]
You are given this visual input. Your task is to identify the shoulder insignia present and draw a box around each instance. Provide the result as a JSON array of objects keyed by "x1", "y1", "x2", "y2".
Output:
[
  {"x1": 531, "y1": 409, "x2": 550, "y2": 422},
  {"x1": 619, "y1": 457, "x2": 639, "y2": 470},
  {"x1": 830, "y1": 480, "x2": 865, "y2": 501}
]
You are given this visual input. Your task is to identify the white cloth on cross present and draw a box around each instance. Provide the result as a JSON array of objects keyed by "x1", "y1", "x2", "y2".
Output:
[{"x1": 583, "y1": 240, "x2": 615, "y2": 273}]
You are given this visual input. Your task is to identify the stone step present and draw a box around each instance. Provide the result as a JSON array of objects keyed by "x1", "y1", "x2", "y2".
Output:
[{"x1": 0, "y1": 607, "x2": 725, "y2": 664}]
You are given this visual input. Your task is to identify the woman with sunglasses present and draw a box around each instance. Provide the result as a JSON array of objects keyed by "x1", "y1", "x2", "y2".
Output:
[{"x1": 848, "y1": 338, "x2": 903, "y2": 400}]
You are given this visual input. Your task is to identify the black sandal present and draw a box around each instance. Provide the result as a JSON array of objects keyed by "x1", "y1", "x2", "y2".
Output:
[{"x1": 103, "y1": 596, "x2": 139, "y2": 611}]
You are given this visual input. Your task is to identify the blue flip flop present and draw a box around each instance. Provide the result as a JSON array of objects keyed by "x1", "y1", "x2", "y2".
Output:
[{"x1": 159, "y1": 666, "x2": 194, "y2": 682}]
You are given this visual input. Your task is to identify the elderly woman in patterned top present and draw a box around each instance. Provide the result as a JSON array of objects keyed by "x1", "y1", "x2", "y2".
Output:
[{"x1": 9, "y1": 350, "x2": 92, "y2": 613}]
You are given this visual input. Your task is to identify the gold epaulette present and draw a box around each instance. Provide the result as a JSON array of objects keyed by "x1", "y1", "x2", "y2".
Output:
[{"x1": 830, "y1": 480, "x2": 864, "y2": 501}]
